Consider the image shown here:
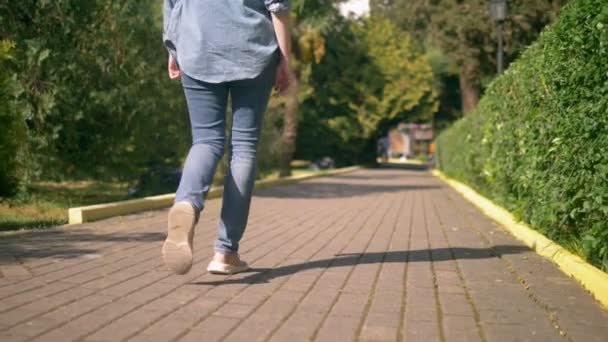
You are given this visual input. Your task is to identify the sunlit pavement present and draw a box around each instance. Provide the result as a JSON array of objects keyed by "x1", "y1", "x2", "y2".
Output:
[{"x1": 1, "y1": 167, "x2": 607, "y2": 341}]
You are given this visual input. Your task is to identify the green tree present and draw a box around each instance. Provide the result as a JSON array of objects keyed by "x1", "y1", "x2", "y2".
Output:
[
  {"x1": 372, "y1": 0, "x2": 567, "y2": 114},
  {"x1": 297, "y1": 17, "x2": 437, "y2": 165},
  {"x1": 276, "y1": 0, "x2": 338, "y2": 177},
  {"x1": 0, "y1": 1, "x2": 188, "y2": 188},
  {"x1": 355, "y1": 19, "x2": 437, "y2": 136}
]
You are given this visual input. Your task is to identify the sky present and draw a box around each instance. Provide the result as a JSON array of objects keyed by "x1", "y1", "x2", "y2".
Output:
[{"x1": 338, "y1": 0, "x2": 370, "y2": 18}]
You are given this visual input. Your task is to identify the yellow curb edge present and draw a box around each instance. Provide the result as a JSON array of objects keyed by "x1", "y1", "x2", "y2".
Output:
[
  {"x1": 432, "y1": 169, "x2": 608, "y2": 309},
  {"x1": 68, "y1": 165, "x2": 362, "y2": 225}
]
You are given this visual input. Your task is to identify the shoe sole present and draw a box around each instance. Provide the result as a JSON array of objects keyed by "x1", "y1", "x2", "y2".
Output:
[{"x1": 162, "y1": 203, "x2": 195, "y2": 275}]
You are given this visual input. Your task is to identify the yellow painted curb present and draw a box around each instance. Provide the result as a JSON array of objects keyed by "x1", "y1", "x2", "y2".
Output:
[
  {"x1": 432, "y1": 169, "x2": 608, "y2": 308},
  {"x1": 68, "y1": 166, "x2": 362, "y2": 225}
]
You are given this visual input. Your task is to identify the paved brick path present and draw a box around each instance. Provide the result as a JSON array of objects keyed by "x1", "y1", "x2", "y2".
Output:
[{"x1": 1, "y1": 167, "x2": 607, "y2": 342}]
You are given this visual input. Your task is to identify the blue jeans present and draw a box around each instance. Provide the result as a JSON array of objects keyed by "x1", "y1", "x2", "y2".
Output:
[{"x1": 175, "y1": 60, "x2": 276, "y2": 253}]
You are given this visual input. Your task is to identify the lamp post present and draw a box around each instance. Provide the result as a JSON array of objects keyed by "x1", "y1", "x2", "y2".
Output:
[{"x1": 489, "y1": 0, "x2": 507, "y2": 74}]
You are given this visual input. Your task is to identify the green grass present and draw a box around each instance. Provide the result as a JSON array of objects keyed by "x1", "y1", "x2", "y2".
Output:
[
  {"x1": 0, "y1": 163, "x2": 328, "y2": 232},
  {"x1": 0, "y1": 181, "x2": 130, "y2": 231}
]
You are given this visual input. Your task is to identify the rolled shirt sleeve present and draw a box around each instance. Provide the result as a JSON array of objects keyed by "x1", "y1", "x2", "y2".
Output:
[{"x1": 264, "y1": 0, "x2": 291, "y2": 13}]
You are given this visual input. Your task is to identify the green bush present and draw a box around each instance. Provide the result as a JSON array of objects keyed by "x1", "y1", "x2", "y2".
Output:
[
  {"x1": 0, "y1": 40, "x2": 28, "y2": 196},
  {"x1": 1, "y1": 1, "x2": 189, "y2": 185},
  {"x1": 437, "y1": 0, "x2": 608, "y2": 270}
]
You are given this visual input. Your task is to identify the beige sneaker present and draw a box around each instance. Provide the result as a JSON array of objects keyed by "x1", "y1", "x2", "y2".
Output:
[
  {"x1": 162, "y1": 201, "x2": 197, "y2": 275},
  {"x1": 207, "y1": 251, "x2": 250, "y2": 275}
]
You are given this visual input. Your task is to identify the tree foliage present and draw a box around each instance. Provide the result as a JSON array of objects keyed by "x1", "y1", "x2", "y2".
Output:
[
  {"x1": 297, "y1": 17, "x2": 437, "y2": 165},
  {"x1": 372, "y1": 0, "x2": 567, "y2": 114},
  {"x1": 0, "y1": 40, "x2": 28, "y2": 196},
  {"x1": 0, "y1": 0, "x2": 189, "y2": 194},
  {"x1": 436, "y1": 0, "x2": 608, "y2": 270},
  {"x1": 0, "y1": 0, "x2": 438, "y2": 196},
  {"x1": 273, "y1": 0, "x2": 338, "y2": 177}
]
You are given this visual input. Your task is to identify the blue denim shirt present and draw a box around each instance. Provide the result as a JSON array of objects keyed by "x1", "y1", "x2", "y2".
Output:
[{"x1": 163, "y1": 0, "x2": 290, "y2": 83}]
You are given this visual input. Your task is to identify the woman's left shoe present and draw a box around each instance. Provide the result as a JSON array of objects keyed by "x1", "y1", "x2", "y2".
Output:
[
  {"x1": 162, "y1": 201, "x2": 197, "y2": 275},
  {"x1": 207, "y1": 251, "x2": 250, "y2": 275}
]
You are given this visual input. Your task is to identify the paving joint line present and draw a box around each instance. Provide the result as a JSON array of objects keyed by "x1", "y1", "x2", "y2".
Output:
[
  {"x1": 428, "y1": 190, "x2": 488, "y2": 342},
  {"x1": 0, "y1": 202, "x2": 303, "y2": 316},
  {"x1": 80, "y1": 200, "x2": 345, "y2": 342},
  {"x1": 118, "y1": 196, "x2": 361, "y2": 340},
  {"x1": 14, "y1": 204, "x2": 284, "y2": 277},
  {"x1": 245, "y1": 198, "x2": 380, "y2": 342},
  {"x1": 0, "y1": 229, "x2": 223, "y2": 316},
  {"x1": 5, "y1": 203, "x2": 284, "y2": 279},
  {"x1": 443, "y1": 189, "x2": 571, "y2": 341},
  {"x1": 0, "y1": 217, "x2": 244, "y2": 296},
  {"x1": 168, "y1": 198, "x2": 370, "y2": 342},
  {"x1": 264, "y1": 193, "x2": 391, "y2": 342},
  {"x1": 3, "y1": 218, "x2": 177, "y2": 276},
  {"x1": 17, "y1": 200, "x2": 337, "y2": 341},
  {"x1": 397, "y1": 190, "x2": 415, "y2": 342},
  {"x1": 354, "y1": 190, "x2": 408, "y2": 342},
  {"x1": 423, "y1": 191, "x2": 447, "y2": 342},
  {"x1": 334, "y1": 192, "x2": 404, "y2": 341}
]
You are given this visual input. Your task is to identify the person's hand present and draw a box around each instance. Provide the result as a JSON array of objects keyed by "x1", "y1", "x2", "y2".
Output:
[
  {"x1": 274, "y1": 57, "x2": 296, "y2": 94},
  {"x1": 168, "y1": 54, "x2": 181, "y2": 80}
]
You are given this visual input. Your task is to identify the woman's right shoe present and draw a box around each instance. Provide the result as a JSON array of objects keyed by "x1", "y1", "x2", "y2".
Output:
[
  {"x1": 162, "y1": 201, "x2": 197, "y2": 275},
  {"x1": 207, "y1": 251, "x2": 250, "y2": 275}
]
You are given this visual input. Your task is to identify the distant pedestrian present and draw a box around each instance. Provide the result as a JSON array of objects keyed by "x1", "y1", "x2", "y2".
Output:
[{"x1": 161, "y1": 0, "x2": 294, "y2": 275}]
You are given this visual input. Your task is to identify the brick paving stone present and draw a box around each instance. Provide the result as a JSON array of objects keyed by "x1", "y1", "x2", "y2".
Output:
[
  {"x1": 84, "y1": 288, "x2": 203, "y2": 341},
  {"x1": 179, "y1": 315, "x2": 240, "y2": 342},
  {"x1": 438, "y1": 293, "x2": 475, "y2": 317},
  {"x1": 51, "y1": 207, "x2": 308, "y2": 341},
  {"x1": 184, "y1": 195, "x2": 374, "y2": 341},
  {"x1": 405, "y1": 306, "x2": 437, "y2": 323},
  {"x1": 212, "y1": 303, "x2": 257, "y2": 319},
  {"x1": 429, "y1": 187, "x2": 566, "y2": 341},
  {"x1": 264, "y1": 193, "x2": 393, "y2": 339},
  {"x1": 403, "y1": 321, "x2": 441, "y2": 342},
  {"x1": 268, "y1": 311, "x2": 325, "y2": 342},
  {"x1": 325, "y1": 292, "x2": 369, "y2": 318},
  {"x1": 0, "y1": 281, "x2": 75, "y2": 312},
  {"x1": 442, "y1": 315, "x2": 483, "y2": 342},
  {"x1": 481, "y1": 322, "x2": 566, "y2": 342},
  {"x1": 31, "y1": 299, "x2": 142, "y2": 342},
  {"x1": 0, "y1": 286, "x2": 94, "y2": 327},
  {"x1": 0, "y1": 168, "x2": 606, "y2": 342},
  {"x1": 2, "y1": 294, "x2": 116, "y2": 339},
  {"x1": 452, "y1": 194, "x2": 608, "y2": 339},
  {"x1": 315, "y1": 315, "x2": 360, "y2": 342},
  {"x1": 127, "y1": 297, "x2": 224, "y2": 342},
  {"x1": 0, "y1": 255, "x2": 31, "y2": 278}
]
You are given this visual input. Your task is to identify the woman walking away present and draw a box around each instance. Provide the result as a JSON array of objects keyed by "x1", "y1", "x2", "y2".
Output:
[{"x1": 161, "y1": 0, "x2": 294, "y2": 275}]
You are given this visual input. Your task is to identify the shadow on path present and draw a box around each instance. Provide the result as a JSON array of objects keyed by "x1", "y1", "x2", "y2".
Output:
[
  {"x1": 255, "y1": 183, "x2": 443, "y2": 199},
  {"x1": 192, "y1": 245, "x2": 529, "y2": 286},
  {"x1": 376, "y1": 162, "x2": 430, "y2": 171},
  {"x1": 0, "y1": 230, "x2": 165, "y2": 262}
]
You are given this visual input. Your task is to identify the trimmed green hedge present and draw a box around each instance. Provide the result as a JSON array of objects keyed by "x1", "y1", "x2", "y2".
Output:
[{"x1": 436, "y1": 0, "x2": 608, "y2": 271}]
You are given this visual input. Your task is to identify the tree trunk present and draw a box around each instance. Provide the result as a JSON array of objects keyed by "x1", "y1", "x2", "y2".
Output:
[
  {"x1": 459, "y1": 62, "x2": 480, "y2": 115},
  {"x1": 551, "y1": 0, "x2": 560, "y2": 20},
  {"x1": 279, "y1": 83, "x2": 299, "y2": 177}
]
